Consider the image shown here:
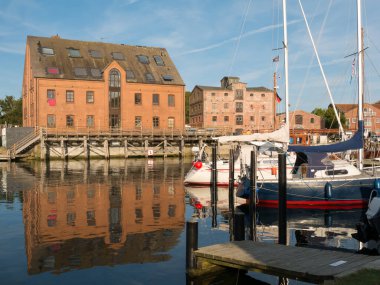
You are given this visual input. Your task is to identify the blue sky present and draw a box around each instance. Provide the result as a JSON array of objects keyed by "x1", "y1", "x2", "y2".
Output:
[{"x1": 1, "y1": 0, "x2": 379, "y2": 112}]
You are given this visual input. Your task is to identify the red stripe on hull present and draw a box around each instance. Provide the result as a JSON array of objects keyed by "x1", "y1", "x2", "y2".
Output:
[{"x1": 257, "y1": 199, "x2": 368, "y2": 209}]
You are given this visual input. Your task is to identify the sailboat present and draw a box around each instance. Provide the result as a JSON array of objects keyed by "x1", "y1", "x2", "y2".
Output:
[{"x1": 238, "y1": 0, "x2": 379, "y2": 208}]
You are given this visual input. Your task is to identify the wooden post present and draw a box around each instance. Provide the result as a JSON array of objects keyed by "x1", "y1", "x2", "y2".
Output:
[
  {"x1": 164, "y1": 139, "x2": 167, "y2": 158},
  {"x1": 186, "y1": 221, "x2": 198, "y2": 272},
  {"x1": 144, "y1": 140, "x2": 149, "y2": 158},
  {"x1": 228, "y1": 148, "x2": 235, "y2": 214},
  {"x1": 124, "y1": 139, "x2": 128, "y2": 158},
  {"x1": 104, "y1": 140, "x2": 109, "y2": 159},
  {"x1": 40, "y1": 134, "x2": 46, "y2": 160},
  {"x1": 211, "y1": 144, "x2": 218, "y2": 228},
  {"x1": 179, "y1": 139, "x2": 184, "y2": 158},
  {"x1": 278, "y1": 152, "x2": 287, "y2": 245},
  {"x1": 249, "y1": 148, "x2": 257, "y2": 241},
  {"x1": 60, "y1": 137, "x2": 65, "y2": 160},
  {"x1": 233, "y1": 212, "x2": 245, "y2": 241},
  {"x1": 83, "y1": 137, "x2": 89, "y2": 160}
]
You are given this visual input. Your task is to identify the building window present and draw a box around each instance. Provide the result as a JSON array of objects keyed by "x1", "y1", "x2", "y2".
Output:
[
  {"x1": 295, "y1": 115, "x2": 303, "y2": 125},
  {"x1": 250, "y1": 93, "x2": 254, "y2": 97},
  {"x1": 261, "y1": 116, "x2": 265, "y2": 121},
  {"x1": 145, "y1": 73, "x2": 155, "y2": 82},
  {"x1": 137, "y1": 55, "x2": 149, "y2": 64},
  {"x1": 87, "y1": 115, "x2": 94, "y2": 128},
  {"x1": 224, "y1": 103, "x2": 229, "y2": 109},
  {"x1": 135, "y1": 116, "x2": 142, "y2": 128},
  {"x1": 86, "y1": 91, "x2": 94, "y2": 103},
  {"x1": 135, "y1": 93, "x2": 142, "y2": 105},
  {"x1": 376, "y1": 118, "x2": 380, "y2": 124},
  {"x1": 352, "y1": 117, "x2": 357, "y2": 123},
  {"x1": 66, "y1": 90, "x2": 74, "y2": 103},
  {"x1": 168, "y1": 117, "x2": 175, "y2": 128},
  {"x1": 212, "y1": 116, "x2": 217, "y2": 122},
  {"x1": 109, "y1": 91, "x2": 120, "y2": 108},
  {"x1": 47, "y1": 67, "x2": 59, "y2": 75},
  {"x1": 89, "y1": 50, "x2": 102, "y2": 58},
  {"x1": 67, "y1": 48, "x2": 81, "y2": 58},
  {"x1": 236, "y1": 115, "x2": 243, "y2": 125},
  {"x1": 47, "y1": 89, "x2": 55, "y2": 99},
  {"x1": 152, "y1": 94, "x2": 160, "y2": 105},
  {"x1": 250, "y1": 116, "x2": 254, "y2": 122},
  {"x1": 109, "y1": 69, "x2": 121, "y2": 87},
  {"x1": 111, "y1": 52, "x2": 124, "y2": 60},
  {"x1": 261, "y1": 93, "x2": 265, "y2": 97},
  {"x1": 90, "y1": 68, "x2": 102, "y2": 78},
  {"x1": 224, "y1": 93, "x2": 228, "y2": 97},
  {"x1": 41, "y1": 47, "x2": 54, "y2": 55},
  {"x1": 236, "y1": 102, "x2": 243, "y2": 113},
  {"x1": 153, "y1": 116, "x2": 160, "y2": 128},
  {"x1": 109, "y1": 114, "x2": 119, "y2": 127},
  {"x1": 47, "y1": 115, "x2": 56, "y2": 128},
  {"x1": 310, "y1": 118, "x2": 315, "y2": 124},
  {"x1": 74, "y1": 67, "x2": 88, "y2": 77},
  {"x1": 66, "y1": 115, "x2": 74, "y2": 127},
  {"x1": 224, "y1": 116, "x2": 229, "y2": 122},
  {"x1": 235, "y1": 89, "x2": 243, "y2": 100},
  {"x1": 126, "y1": 69, "x2": 135, "y2": 80},
  {"x1": 211, "y1": 92, "x2": 216, "y2": 96},
  {"x1": 168, "y1": 94, "x2": 175, "y2": 107},
  {"x1": 87, "y1": 211, "x2": 96, "y2": 226},
  {"x1": 162, "y1": 75, "x2": 173, "y2": 81},
  {"x1": 153, "y1": 55, "x2": 165, "y2": 66},
  {"x1": 67, "y1": 212, "x2": 76, "y2": 226}
]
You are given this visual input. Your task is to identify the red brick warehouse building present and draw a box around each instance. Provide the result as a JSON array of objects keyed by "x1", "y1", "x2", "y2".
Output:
[{"x1": 22, "y1": 36, "x2": 185, "y2": 132}]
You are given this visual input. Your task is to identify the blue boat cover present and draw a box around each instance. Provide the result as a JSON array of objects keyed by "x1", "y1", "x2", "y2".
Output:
[{"x1": 288, "y1": 120, "x2": 364, "y2": 153}]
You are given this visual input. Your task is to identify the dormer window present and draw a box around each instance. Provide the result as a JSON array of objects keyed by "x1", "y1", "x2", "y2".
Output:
[
  {"x1": 47, "y1": 67, "x2": 59, "y2": 75},
  {"x1": 68, "y1": 48, "x2": 81, "y2": 58},
  {"x1": 162, "y1": 75, "x2": 173, "y2": 81},
  {"x1": 153, "y1": 55, "x2": 165, "y2": 66},
  {"x1": 90, "y1": 68, "x2": 102, "y2": 78},
  {"x1": 126, "y1": 69, "x2": 135, "y2": 79},
  {"x1": 145, "y1": 73, "x2": 155, "y2": 82},
  {"x1": 89, "y1": 50, "x2": 102, "y2": 58},
  {"x1": 137, "y1": 55, "x2": 149, "y2": 64},
  {"x1": 74, "y1": 67, "x2": 88, "y2": 77},
  {"x1": 112, "y1": 52, "x2": 124, "y2": 60},
  {"x1": 41, "y1": 47, "x2": 54, "y2": 55}
]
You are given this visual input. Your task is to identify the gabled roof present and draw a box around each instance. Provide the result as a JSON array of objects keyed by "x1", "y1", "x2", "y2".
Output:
[
  {"x1": 335, "y1": 104, "x2": 357, "y2": 113},
  {"x1": 246, "y1": 86, "x2": 273, "y2": 92},
  {"x1": 26, "y1": 35, "x2": 184, "y2": 86},
  {"x1": 193, "y1": 85, "x2": 273, "y2": 92}
]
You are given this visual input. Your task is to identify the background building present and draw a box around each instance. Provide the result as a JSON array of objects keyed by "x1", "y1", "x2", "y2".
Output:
[
  {"x1": 336, "y1": 103, "x2": 380, "y2": 136},
  {"x1": 277, "y1": 110, "x2": 323, "y2": 130},
  {"x1": 22, "y1": 35, "x2": 185, "y2": 131},
  {"x1": 189, "y1": 77, "x2": 276, "y2": 133}
]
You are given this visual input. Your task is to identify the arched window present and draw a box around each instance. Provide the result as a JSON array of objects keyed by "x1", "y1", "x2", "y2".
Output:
[{"x1": 109, "y1": 69, "x2": 121, "y2": 88}]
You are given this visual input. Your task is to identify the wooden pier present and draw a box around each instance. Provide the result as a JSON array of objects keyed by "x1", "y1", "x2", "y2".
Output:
[{"x1": 192, "y1": 240, "x2": 380, "y2": 283}]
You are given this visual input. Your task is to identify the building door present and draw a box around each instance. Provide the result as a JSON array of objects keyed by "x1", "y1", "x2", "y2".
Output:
[{"x1": 109, "y1": 69, "x2": 121, "y2": 129}]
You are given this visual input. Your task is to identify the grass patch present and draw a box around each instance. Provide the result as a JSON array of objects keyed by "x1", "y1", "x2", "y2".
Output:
[{"x1": 333, "y1": 269, "x2": 380, "y2": 285}]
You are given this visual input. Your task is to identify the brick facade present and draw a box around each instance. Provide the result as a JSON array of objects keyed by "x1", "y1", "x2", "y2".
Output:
[
  {"x1": 22, "y1": 36, "x2": 185, "y2": 132},
  {"x1": 277, "y1": 110, "x2": 323, "y2": 130},
  {"x1": 189, "y1": 77, "x2": 276, "y2": 133}
]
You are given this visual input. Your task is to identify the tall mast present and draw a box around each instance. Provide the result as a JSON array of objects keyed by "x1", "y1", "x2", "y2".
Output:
[
  {"x1": 282, "y1": 0, "x2": 289, "y2": 126},
  {"x1": 357, "y1": 0, "x2": 363, "y2": 170},
  {"x1": 273, "y1": 72, "x2": 277, "y2": 130}
]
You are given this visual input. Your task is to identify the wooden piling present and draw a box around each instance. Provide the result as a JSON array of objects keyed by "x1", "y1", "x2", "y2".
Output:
[
  {"x1": 186, "y1": 221, "x2": 198, "y2": 272},
  {"x1": 278, "y1": 152, "x2": 287, "y2": 245},
  {"x1": 249, "y1": 148, "x2": 257, "y2": 241},
  {"x1": 233, "y1": 212, "x2": 245, "y2": 241},
  {"x1": 228, "y1": 148, "x2": 235, "y2": 214},
  {"x1": 211, "y1": 144, "x2": 218, "y2": 228}
]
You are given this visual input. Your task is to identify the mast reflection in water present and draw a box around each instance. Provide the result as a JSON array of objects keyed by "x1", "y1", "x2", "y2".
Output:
[{"x1": 21, "y1": 159, "x2": 185, "y2": 275}]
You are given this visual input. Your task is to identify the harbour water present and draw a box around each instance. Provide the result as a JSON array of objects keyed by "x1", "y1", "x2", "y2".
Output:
[{"x1": 0, "y1": 158, "x2": 365, "y2": 285}]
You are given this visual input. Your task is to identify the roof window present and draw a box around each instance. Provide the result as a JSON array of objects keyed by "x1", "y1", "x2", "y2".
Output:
[
  {"x1": 68, "y1": 48, "x2": 81, "y2": 58},
  {"x1": 145, "y1": 73, "x2": 155, "y2": 82},
  {"x1": 90, "y1": 68, "x2": 102, "y2": 78},
  {"x1": 112, "y1": 52, "x2": 124, "y2": 60},
  {"x1": 89, "y1": 50, "x2": 102, "y2": 58},
  {"x1": 153, "y1": 55, "x2": 165, "y2": 66},
  {"x1": 74, "y1": 67, "x2": 88, "y2": 77},
  {"x1": 41, "y1": 47, "x2": 54, "y2": 55},
  {"x1": 162, "y1": 75, "x2": 173, "y2": 81},
  {"x1": 126, "y1": 69, "x2": 135, "y2": 79},
  {"x1": 47, "y1": 67, "x2": 59, "y2": 75},
  {"x1": 137, "y1": 55, "x2": 149, "y2": 64}
]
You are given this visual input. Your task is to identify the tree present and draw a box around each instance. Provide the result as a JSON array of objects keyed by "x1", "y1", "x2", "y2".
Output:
[
  {"x1": 311, "y1": 106, "x2": 347, "y2": 129},
  {"x1": 0, "y1": 96, "x2": 23, "y2": 126}
]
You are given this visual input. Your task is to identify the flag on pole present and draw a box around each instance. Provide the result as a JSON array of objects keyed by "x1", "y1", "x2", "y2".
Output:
[
  {"x1": 272, "y1": 55, "x2": 279, "y2": 62},
  {"x1": 275, "y1": 93, "x2": 282, "y2": 103},
  {"x1": 350, "y1": 58, "x2": 356, "y2": 84}
]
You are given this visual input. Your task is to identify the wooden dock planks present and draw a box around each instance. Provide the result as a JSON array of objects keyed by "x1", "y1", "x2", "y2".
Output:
[{"x1": 194, "y1": 241, "x2": 380, "y2": 283}]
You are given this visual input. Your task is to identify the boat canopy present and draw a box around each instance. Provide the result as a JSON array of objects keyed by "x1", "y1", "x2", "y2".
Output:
[
  {"x1": 214, "y1": 123, "x2": 289, "y2": 144},
  {"x1": 288, "y1": 120, "x2": 364, "y2": 153}
]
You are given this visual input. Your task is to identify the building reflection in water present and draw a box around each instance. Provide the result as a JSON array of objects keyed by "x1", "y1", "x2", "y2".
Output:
[{"x1": 22, "y1": 159, "x2": 185, "y2": 275}]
